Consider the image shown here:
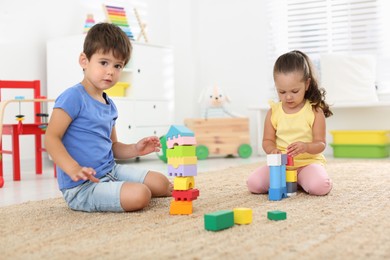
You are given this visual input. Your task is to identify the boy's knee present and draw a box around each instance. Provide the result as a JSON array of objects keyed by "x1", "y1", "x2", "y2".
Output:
[
  {"x1": 144, "y1": 171, "x2": 172, "y2": 197},
  {"x1": 121, "y1": 183, "x2": 151, "y2": 212},
  {"x1": 154, "y1": 175, "x2": 172, "y2": 197}
]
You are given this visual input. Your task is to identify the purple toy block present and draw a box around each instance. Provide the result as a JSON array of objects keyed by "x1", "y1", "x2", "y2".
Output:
[{"x1": 167, "y1": 164, "x2": 197, "y2": 177}]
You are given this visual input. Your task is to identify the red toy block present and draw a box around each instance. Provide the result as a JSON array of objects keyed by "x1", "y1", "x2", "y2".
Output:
[
  {"x1": 172, "y1": 188, "x2": 199, "y2": 201},
  {"x1": 287, "y1": 155, "x2": 294, "y2": 166}
]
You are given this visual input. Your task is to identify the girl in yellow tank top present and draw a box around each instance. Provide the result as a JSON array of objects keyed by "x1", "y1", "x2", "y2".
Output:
[
  {"x1": 247, "y1": 50, "x2": 333, "y2": 196},
  {"x1": 269, "y1": 99, "x2": 326, "y2": 169}
]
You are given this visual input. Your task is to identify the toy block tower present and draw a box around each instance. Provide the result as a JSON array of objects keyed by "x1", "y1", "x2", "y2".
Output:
[
  {"x1": 285, "y1": 155, "x2": 297, "y2": 196},
  {"x1": 267, "y1": 154, "x2": 288, "y2": 201},
  {"x1": 166, "y1": 125, "x2": 199, "y2": 215}
]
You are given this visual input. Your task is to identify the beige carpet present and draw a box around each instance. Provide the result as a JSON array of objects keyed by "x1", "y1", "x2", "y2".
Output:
[{"x1": 1, "y1": 159, "x2": 389, "y2": 259}]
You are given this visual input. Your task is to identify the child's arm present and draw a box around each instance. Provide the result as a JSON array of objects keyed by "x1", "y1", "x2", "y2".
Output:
[
  {"x1": 111, "y1": 127, "x2": 161, "y2": 160},
  {"x1": 287, "y1": 109, "x2": 326, "y2": 157},
  {"x1": 262, "y1": 109, "x2": 281, "y2": 154},
  {"x1": 45, "y1": 108, "x2": 99, "y2": 183}
]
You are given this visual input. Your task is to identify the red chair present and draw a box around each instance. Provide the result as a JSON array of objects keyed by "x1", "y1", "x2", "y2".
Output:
[{"x1": 0, "y1": 80, "x2": 51, "y2": 184}]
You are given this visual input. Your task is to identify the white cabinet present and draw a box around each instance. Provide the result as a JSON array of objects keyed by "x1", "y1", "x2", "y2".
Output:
[
  {"x1": 130, "y1": 44, "x2": 174, "y2": 101},
  {"x1": 47, "y1": 35, "x2": 175, "y2": 147},
  {"x1": 113, "y1": 99, "x2": 174, "y2": 144}
]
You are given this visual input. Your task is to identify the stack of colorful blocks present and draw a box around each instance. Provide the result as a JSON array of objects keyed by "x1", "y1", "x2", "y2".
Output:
[
  {"x1": 166, "y1": 125, "x2": 199, "y2": 215},
  {"x1": 267, "y1": 154, "x2": 295, "y2": 201}
]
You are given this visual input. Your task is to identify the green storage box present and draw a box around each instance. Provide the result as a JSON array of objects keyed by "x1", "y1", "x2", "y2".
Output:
[{"x1": 330, "y1": 144, "x2": 390, "y2": 158}]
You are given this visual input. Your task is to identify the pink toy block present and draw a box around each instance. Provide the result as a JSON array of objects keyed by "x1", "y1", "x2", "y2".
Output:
[{"x1": 167, "y1": 135, "x2": 197, "y2": 148}]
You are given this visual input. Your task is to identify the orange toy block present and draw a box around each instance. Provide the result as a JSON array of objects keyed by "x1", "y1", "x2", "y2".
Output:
[{"x1": 169, "y1": 200, "x2": 193, "y2": 215}]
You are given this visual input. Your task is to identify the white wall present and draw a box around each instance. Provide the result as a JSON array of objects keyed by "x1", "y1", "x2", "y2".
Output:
[{"x1": 169, "y1": 0, "x2": 270, "y2": 153}]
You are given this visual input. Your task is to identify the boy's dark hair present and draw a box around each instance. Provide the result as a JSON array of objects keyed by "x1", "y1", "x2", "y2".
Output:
[
  {"x1": 273, "y1": 50, "x2": 333, "y2": 118},
  {"x1": 83, "y1": 23, "x2": 132, "y2": 65}
]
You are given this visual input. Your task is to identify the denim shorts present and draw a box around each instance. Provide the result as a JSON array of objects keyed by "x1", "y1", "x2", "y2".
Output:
[{"x1": 62, "y1": 164, "x2": 149, "y2": 212}]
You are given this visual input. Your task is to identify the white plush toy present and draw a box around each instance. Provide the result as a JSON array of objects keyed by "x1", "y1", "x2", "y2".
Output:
[{"x1": 199, "y1": 85, "x2": 240, "y2": 119}]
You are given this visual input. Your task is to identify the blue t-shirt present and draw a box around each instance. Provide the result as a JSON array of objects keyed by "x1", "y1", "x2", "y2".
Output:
[{"x1": 54, "y1": 83, "x2": 118, "y2": 190}]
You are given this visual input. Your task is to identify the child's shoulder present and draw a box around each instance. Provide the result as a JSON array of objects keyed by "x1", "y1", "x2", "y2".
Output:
[
  {"x1": 61, "y1": 84, "x2": 87, "y2": 99},
  {"x1": 268, "y1": 99, "x2": 282, "y2": 109}
]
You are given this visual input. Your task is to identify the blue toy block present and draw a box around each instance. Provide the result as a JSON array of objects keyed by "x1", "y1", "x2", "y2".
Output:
[
  {"x1": 281, "y1": 154, "x2": 288, "y2": 165},
  {"x1": 166, "y1": 125, "x2": 194, "y2": 140},
  {"x1": 269, "y1": 166, "x2": 282, "y2": 189},
  {"x1": 281, "y1": 164, "x2": 287, "y2": 197},
  {"x1": 269, "y1": 164, "x2": 287, "y2": 200},
  {"x1": 269, "y1": 188, "x2": 285, "y2": 201}
]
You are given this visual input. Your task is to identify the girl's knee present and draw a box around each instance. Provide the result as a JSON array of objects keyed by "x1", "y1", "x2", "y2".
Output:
[
  {"x1": 307, "y1": 177, "x2": 332, "y2": 196},
  {"x1": 298, "y1": 164, "x2": 332, "y2": 196},
  {"x1": 246, "y1": 166, "x2": 269, "y2": 194}
]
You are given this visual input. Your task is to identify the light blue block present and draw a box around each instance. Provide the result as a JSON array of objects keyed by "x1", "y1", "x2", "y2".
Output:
[
  {"x1": 269, "y1": 166, "x2": 282, "y2": 189},
  {"x1": 269, "y1": 188, "x2": 284, "y2": 201}
]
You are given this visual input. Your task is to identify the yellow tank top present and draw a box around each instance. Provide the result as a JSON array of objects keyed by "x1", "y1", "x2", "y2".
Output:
[{"x1": 270, "y1": 99, "x2": 326, "y2": 169}]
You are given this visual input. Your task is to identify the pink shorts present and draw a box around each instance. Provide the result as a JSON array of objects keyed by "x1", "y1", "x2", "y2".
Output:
[{"x1": 246, "y1": 163, "x2": 332, "y2": 196}]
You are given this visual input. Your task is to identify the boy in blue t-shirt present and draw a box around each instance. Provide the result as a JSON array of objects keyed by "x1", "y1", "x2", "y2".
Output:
[{"x1": 45, "y1": 23, "x2": 172, "y2": 212}]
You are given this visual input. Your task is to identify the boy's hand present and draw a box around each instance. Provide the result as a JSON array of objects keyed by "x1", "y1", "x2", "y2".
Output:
[
  {"x1": 287, "y1": 142, "x2": 307, "y2": 157},
  {"x1": 136, "y1": 136, "x2": 162, "y2": 156},
  {"x1": 70, "y1": 167, "x2": 99, "y2": 183}
]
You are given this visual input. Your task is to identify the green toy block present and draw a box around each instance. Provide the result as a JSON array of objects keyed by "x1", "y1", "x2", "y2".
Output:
[
  {"x1": 204, "y1": 210, "x2": 234, "y2": 231},
  {"x1": 267, "y1": 210, "x2": 287, "y2": 221},
  {"x1": 166, "y1": 145, "x2": 196, "y2": 158}
]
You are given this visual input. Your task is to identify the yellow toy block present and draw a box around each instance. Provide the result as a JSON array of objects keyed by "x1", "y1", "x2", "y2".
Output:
[
  {"x1": 286, "y1": 170, "x2": 297, "y2": 182},
  {"x1": 233, "y1": 208, "x2": 252, "y2": 224},
  {"x1": 167, "y1": 156, "x2": 197, "y2": 168},
  {"x1": 173, "y1": 176, "x2": 195, "y2": 190},
  {"x1": 169, "y1": 200, "x2": 193, "y2": 215}
]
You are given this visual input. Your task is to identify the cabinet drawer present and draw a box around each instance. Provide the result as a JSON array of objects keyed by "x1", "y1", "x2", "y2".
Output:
[
  {"x1": 131, "y1": 44, "x2": 174, "y2": 100},
  {"x1": 133, "y1": 126, "x2": 171, "y2": 140},
  {"x1": 138, "y1": 126, "x2": 170, "y2": 138},
  {"x1": 134, "y1": 101, "x2": 174, "y2": 126}
]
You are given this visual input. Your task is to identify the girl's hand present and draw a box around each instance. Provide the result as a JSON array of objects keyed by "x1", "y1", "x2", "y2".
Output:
[
  {"x1": 136, "y1": 136, "x2": 162, "y2": 156},
  {"x1": 287, "y1": 142, "x2": 307, "y2": 157},
  {"x1": 70, "y1": 167, "x2": 99, "y2": 183},
  {"x1": 269, "y1": 148, "x2": 282, "y2": 154}
]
